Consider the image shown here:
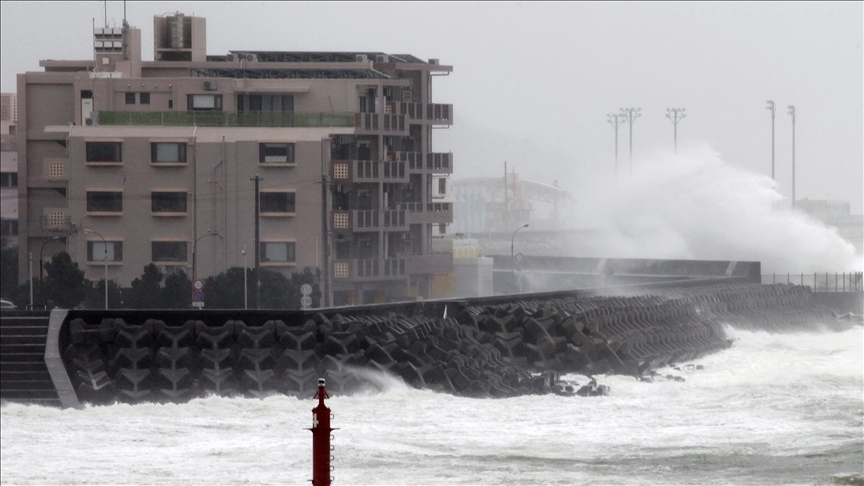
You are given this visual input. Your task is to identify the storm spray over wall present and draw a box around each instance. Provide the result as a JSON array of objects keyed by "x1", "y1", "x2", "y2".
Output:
[{"x1": 572, "y1": 146, "x2": 861, "y2": 274}]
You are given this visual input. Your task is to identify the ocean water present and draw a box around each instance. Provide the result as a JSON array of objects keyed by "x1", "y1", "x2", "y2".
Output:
[{"x1": 2, "y1": 326, "x2": 862, "y2": 486}]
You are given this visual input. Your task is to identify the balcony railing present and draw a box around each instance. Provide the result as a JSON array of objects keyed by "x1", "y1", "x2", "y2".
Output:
[
  {"x1": 353, "y1": 160, "x2": 407, "y2": 181},
  {"x1": 97, "y1": 111, "x2": 354, "y2": 127},
  {"x1": 426, "y1": 103, "x2": 453, "y2": 124},
  {"x1": 355, "y1": 258, "x2": 406, "y2": 280},
  {"x1": 388, "y1": 202, "x2": 452, "y2": 225},
  {"x1": 427, "y1": 152, "x2": 453, "y2": 173},
  {"x1": 354, "y1": 113, "x2": 407, "y2": 133},
  {"x1": 354, "y1": 210, "x2": 407, "y2": 230}
]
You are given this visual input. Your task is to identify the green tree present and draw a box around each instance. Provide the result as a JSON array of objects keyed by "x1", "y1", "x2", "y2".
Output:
[
  {"x1": 159, "y1": 270, "x2": 192, "y2": 309},
  {"x1": 82, "y1": 279, "x2": 123, "y2": 309},
  {"x1": 288, "y1": 267, "x2": 322, "y2": 309},
  {"x1": 126, "y1": 264, "x2": 163, "y2": 309},
  {"x1": 203, "y1": 266, "x2": 247, "y2": 309},
  {"x1": 259, "y1": 268, "x2": 292, "y2": 309},
  {"x1": 44, "y1": 252, "x2": 88, "y2": 309},
  {"x1": 9, "y1": 278, "x2": 40, "y2": 310},
  {"x1": 0, "y1": 245, "x2": 18, "y2": 299}
]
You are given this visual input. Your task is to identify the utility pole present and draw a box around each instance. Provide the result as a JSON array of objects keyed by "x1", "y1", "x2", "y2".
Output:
[
  {"x1": 251, "y1": 174, "x2": 261, "y2": 308},
  {"x1": 607, "y1": 113, "x2": 625, "y2": 176},
  {"x1": 766, "y1": 100, "x2": 775, "y2": 179},
  {"x1": 665, "y1": 108, "x2": 686, "y2": 154},
  {"x1": 620, "y1": 108, "x2": 641, "y2": 170},
  {"x1": 787, "y1": 105, "x2": 796, "y2": 208}
]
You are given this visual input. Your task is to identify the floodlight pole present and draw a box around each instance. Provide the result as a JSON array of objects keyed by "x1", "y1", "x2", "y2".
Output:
[
  {"x1": 251, "y1": 174, "x2": 262, "y2": 309},
  {"x1": 665, "y1": 108, "x2": 686, "y2": 154},
  {"x1": 787, "y1": 105, "x2": 796, "y2": 208},
  {"x1": 620, "y1": 108, "x2": 641, "y2": 170},
  {"x1": 607, "y1": 113, "x2": 626, "y2": 176},
  {"x1": 766, "y1": 100, "x2": 775, "y2": 179}
]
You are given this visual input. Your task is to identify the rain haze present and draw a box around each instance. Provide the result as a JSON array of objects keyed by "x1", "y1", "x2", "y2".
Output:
[{"x1": 1, "y1": 1, "x2": 862, "y2": 271}]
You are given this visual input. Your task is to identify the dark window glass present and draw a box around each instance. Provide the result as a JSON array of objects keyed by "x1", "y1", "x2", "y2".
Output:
[
  {"x1": 0, "y1": 173, "x2": 17, "y2": 187},
  {"x1": 260, "y1": 192, "x2": 296, "y2": 213},
  {"x1": 260, "y1": 242, "x2": 295, "y2": 263},
  {"x1": 150, "y1": 143, "x2": 187, "y2": 163},
  {"x1": 0, "y1": 220, "x2": 18, "y2": 236},
  {"x1": 139, "y1": 92, "x2": 150, "y2": 104},
  {"x1": 125, "y1": 92, "x2": 136, "y2": 104},
  {"x1": 259, "y1": 143, "x2": 295, "y2": 163},
  {"x1": 236, "y1": 94, "x2": 245, "y2": 112},
  {"x1": 87, "y1": 241, "x2": 123, "y2": 261},
  {"x1": 248, "y1": 95, "x2": 293, "y2": 112},
  {"x1": 87, "y1": 191, "x2": 123, "y2": 212},
  {"x1": 86, "y1": 142, "x2": 122, "y2": 162},
  {"x1": 168, "y1": 99, "x2": 173, "y2": 109},
  {"x1": 152, "y1": 241, "x2": 187, "y2": 262},
  {"x1": 151, "y1": 192, "x2": 188, "y2": 213}
]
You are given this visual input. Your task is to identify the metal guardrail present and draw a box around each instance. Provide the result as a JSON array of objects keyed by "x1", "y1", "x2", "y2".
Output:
[
  {"x1": 761, "y1": 272, "x2": 863, "y2": 292},
  {"x1": 98, "y1": 111, "x2": 355, "y2": 127}
]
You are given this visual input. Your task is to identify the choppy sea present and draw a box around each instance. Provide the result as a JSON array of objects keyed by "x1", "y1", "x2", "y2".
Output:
[{"x1": 2, "y1": 326, "x2": 862, "y2": 485}]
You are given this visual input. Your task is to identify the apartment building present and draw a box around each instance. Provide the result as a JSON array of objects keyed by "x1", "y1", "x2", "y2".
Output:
[
  {"x1": 17, "y1": 13, "x2": 453, "y2": 306},
  {"x1": 1, "y1": 93, "x2": 18, "y2": 247}
]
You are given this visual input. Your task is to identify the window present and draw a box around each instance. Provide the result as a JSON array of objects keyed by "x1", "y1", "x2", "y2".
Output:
[
  {"x1": 151, "y1": 142, "x2": 187, "y2": 163},
  {"x1": 0, "y1": 219, "x2": 17, "y2": 236},
  {"x1": 86, "y1": 142, "x2": 122, "y2": 163},
  {"x1": 188, "y1": 94, "x2": 222, "y2": 111},
  {"x1": 87, "y1": 241, "x2": 123, "y2": 262},
  {"x1": 438, "y1": 178, "x2": 447, "y2": 195},
  {"x1": 151, "y1": 191, "x2": 188, "y2": 213},
  {"x1": 0, "y1": 172, "x2": 16, "y2": 187},
  {"x1": 259, "y1": 143, "x2": 295, "y2": 163},
  {"x1": 248, "y1": 95, "x2": 294, "y2": 112},
  {"x1": 139, "y1": 92, "x2": 150, "y2": 104},
  {"x1": 86, "y1": 191, "x2": 122, "y2": 213},
  {"x1": 152, "y1": 241, "x2": 187, "y2": 262},
  {"x1": 125, "y1": 92, "x2": 136, "y2": 104},
  {"x1": 260, "y1": 192, "x2": 295, "y2": 214},
  {"x1": 260, "y1": 242, "x2": 295, "y2": 264}
]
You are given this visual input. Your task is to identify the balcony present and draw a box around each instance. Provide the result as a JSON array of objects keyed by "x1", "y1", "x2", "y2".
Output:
[
  {"x1": 353, "y1": 210, "x2": 407, "y2": 231},
  {"x1": 391, "y1": 202, "x2": 452, "y2": 225},
  {"x1": 97, "y1": 111, "x2": 354, "y2": 127},
  {"x1": 392, "y1": 151, "x2": 424, "y2": 170},
  {"x1": 354, "y1": 113, "x2": 407, "y2": 134},
  {"x1": 396, "y1": 103, "x2": 454, "y2": 125},
  {"x1": 351, "y1": 160, "x2": 408, "y2": 182},
  {"x1": 426, "y1": 152, "x2": 453, "y2": 174},
  {"x1": 332, "y1": 258, "x2": 407, "y2": 282},
  {"x1": 406, "y1": 253, "x2": 452, "y2": 275}
]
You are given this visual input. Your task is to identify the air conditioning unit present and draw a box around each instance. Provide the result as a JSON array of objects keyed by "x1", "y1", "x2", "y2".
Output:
[
  {"x1": 85, "y1": 117, "x2": 97, "y2": 126},
  {"x1": 203, "y1": 80, "x2": 217, "y2": 91},
  {"x1": 376, "y1": 54, "x2": 389, "y2": 63},
  {"x1": 355, "y1": 54, "x2": 368, "y2": 63},
  {"x1": 428, "y1": 58, "x2": 440, "y2": 65},
  {"x1": 226, "y1": 53, "x2": 239, "y2": 62},
  {"x1": 245, "y1": 53, "x2": 258, "y2": 62}
]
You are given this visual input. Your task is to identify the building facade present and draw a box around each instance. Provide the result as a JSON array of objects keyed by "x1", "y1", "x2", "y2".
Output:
[
  {"x1": 17, "y1": 13, "x2": 453, "y2": 306},
  {"x1": 1, "y1": 93, "x2": 18, "y2": 247}
]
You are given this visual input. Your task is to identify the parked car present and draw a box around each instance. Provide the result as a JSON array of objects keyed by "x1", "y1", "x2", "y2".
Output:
[{"x1": 0, "y1": 299, "x2": 17, "y2": 309}]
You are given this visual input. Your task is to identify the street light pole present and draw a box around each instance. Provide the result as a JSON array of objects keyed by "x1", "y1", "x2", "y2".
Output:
[
  {"x1": 766, "y1": 100, "x2": 775, "y2": 179},
  {"x1": 787, "y1": 105, "x2": 796, "y2": 208},
  {"x1": 39, "y1": 237, "x2": 61, "y2": 309},
  {"x1": 251, "y1": 174, "x2": 262, "y2": 309},
  {"x1": 665, "y1": 108, "x2": 686, "y2": 154},
  {"x1": 620, "y1": 108, "x2": 641, "y2": 170},
  {"x1": 510, "y1": 223, "x2": 529, "y2": 292},
  {"x1": 192, "y1": 231, "x2": 222, "y2": 282},
  {"x1": 242, "y1": 245, "x2": 248, "y2": 310},
  {"x1": 607, "y1": 113, "x2": 625, "y2": 176},
  {"x1": 84, "y1": 229, "x2": 108, "y2": 310}
]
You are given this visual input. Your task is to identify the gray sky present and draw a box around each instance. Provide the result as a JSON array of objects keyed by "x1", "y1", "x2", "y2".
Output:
[{"x1": 2, "y1": 1, "x2": 862, "y2": 212}]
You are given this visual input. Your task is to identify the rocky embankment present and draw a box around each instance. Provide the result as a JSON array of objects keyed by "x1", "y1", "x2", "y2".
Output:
[{"x1": 62, "y1": 283, "x2": 844, "y2": 404}]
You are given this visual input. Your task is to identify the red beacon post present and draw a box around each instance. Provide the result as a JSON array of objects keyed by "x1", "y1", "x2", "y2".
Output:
[{"x1": 310, "y1": 378, "x2": 333, "y2": 486}]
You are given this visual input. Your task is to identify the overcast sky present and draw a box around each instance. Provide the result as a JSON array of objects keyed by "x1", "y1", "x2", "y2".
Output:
[{"x1": 2, "y1": 1, "x2": 862, "y2": 212}]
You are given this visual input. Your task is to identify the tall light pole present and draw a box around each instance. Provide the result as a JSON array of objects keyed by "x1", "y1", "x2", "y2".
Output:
[
  {"x1": 665, "y1": 108, "x2": 686, "y2": 154},
  {"x1": 766, "y1": 100, "x2": 775, "y2": 179},
  {"x1": 787, "y1": 105, "x2": 796, "y2": 208},
  {"x1": 242, "y1": 245, "x2": 248, "y2": 310},
  {"x1": 84, "y1": 229, "x2": 108, "y2": 310},
  {"x1": 620, "y1": 108, "x2": 641, "y2": 170},
  {"x1": 251, "y1": 174, "x2": 262, "y2": 309},
  {"x1": 510, "y1": 223, "x2": 529, "y2": 292},
  {"x1": 192, "y1": 231, "x2": 222, "y2": 282},
  {"x1": 39, "y1": 236, "x2": 61, "y2": 309},
  {"x1": 607, "y1": 113, "x2": 625, "y2": 176}
]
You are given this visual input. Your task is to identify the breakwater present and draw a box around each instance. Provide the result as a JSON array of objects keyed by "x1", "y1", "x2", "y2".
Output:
[{"x1": 1, "y1": 281, "x2": 854, "y2": 408}]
